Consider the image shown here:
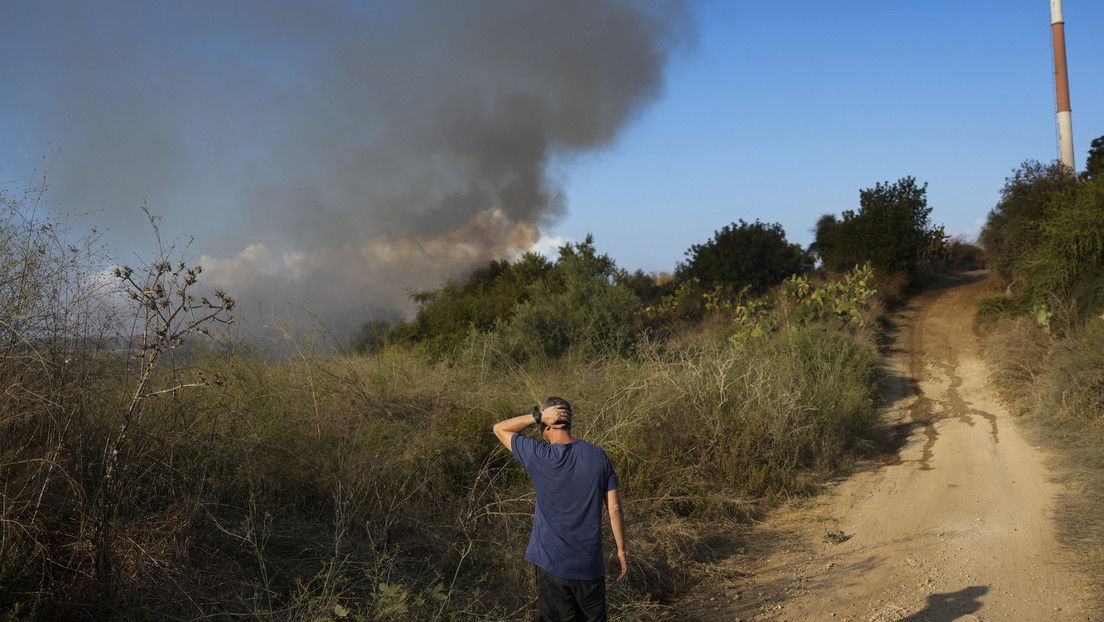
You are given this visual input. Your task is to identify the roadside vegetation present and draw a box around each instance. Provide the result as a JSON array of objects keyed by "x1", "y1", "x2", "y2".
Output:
[
  {"x1": 974, "y1": 140, "x2": 1104, "y2": 607},
  {"x1": 4, "y1": 168, "x2": 962, "y2": 620}
]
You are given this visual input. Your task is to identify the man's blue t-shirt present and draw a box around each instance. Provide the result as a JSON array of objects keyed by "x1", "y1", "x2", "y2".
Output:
[{"x1": 511, "y1": 435, "x2": 619, "y2": 580}]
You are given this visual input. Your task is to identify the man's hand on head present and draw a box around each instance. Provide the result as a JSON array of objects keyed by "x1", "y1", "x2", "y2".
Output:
[{"x1": 541, "y1": 403, "x2": 571, "y2": 429}]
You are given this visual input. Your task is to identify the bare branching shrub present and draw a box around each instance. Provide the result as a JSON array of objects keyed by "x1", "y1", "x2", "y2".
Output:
[{"x1": 92, "y1": 205, "x2": 235, "y2": 596}]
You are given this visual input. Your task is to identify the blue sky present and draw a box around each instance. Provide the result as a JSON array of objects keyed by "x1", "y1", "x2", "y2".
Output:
[
  {"x1": 1, "y1": 1, "x2": 1101, "y2": 332},
  {"x1": 552, "y1": 0, "x2": 1104, "y2": 274}
]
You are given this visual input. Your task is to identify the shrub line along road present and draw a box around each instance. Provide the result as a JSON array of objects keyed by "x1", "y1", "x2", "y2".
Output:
[{"x1": 683, "y1": 272, "x2": 1093, "y2": 621}]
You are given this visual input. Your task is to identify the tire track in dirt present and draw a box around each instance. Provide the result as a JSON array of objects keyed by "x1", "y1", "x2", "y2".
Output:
[{"x1": 682, "y1": 272, "x2": 1094, "y2": 621}]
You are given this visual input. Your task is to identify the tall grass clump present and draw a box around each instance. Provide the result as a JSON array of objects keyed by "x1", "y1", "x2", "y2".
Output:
[{"x1": 618, "y1": 324, "x2": 877, "y2": 502}]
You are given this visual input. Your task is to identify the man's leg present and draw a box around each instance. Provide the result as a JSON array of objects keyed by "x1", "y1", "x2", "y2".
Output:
[
  {"x1": 534, "y1": 565, "x2": 607, "y2": 622},
  {"x1": 569, "y1": 575, "x2": 606, "y2": 622},
  {"x1": 535, "y1": 565, "x2": 579, "y2": 621}
]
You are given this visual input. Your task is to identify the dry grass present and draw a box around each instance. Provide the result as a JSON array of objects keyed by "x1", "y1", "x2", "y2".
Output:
[
  {"x1": 1, "y1": 315, "x2": 882, "y2": 620},
  {"x1": 979, "y1": 317, "x2": 1051, "y2": 415},
  {"x1": 979, "y1": 314, "x2": 1104, "y2": 612}
]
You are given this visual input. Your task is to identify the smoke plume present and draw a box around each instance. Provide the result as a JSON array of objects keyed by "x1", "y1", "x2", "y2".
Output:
[{"x1": 0, "y1": 0, "x2": 691, "y2": 336}]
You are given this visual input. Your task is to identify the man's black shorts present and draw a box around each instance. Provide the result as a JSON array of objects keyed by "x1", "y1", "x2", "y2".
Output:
[{"x1": 534, "y1": 564, "x2": 607, "y2": 621}]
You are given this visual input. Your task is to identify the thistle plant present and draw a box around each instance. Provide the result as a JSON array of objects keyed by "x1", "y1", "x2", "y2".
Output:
[{"x1": 94, "y1": 205, "x2": 234, "y2": 589}]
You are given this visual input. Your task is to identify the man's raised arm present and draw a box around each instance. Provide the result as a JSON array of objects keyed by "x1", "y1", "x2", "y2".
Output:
[{"x1": 492, "y1": 404, "x2": 571, "y2": 451}]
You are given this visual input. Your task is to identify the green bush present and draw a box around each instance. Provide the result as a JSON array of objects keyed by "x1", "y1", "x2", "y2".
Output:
[
  {"x1": 390, "y1": 236, "x2": 643, "y2": 361},
  {"x1": 390, "y1": 253, "x2": 552, "y2": 357},
  {"x1": 979, "y1": 160, "x2": 1075, "y2": 281},
  {"x1": 677, "y1": 219, "x2": 810, "y2": 296},
  {"x1": 974, "y1": 294, "x2": 1017, "y2": 333},
  {"x1": 493, "y1": 256, "x2": 640, "y2": 361},
  {"x1": 1020, "y1": 176, "x2": 1104, "y2": 328},
  {"x1": 1083, "y1": 135, "x2": 1104, "y2": 182}
]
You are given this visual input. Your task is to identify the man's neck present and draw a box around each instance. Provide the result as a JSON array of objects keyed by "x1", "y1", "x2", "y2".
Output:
[{"x1": 546, "y1": 429, "x2": 576, "y2": 444}]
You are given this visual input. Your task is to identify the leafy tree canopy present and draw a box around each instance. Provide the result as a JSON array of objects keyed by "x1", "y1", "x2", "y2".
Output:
[
  {"x1": 1023, "y1": 175, "x2": 1104, "y2": 319},
  {"x1": 494, "y1": 247, "x2": 640, "y2": 361},
  {"x1": 677, "y1": 219, "x2": 809, "y2": 296},
  {"x1": 979, "y1": 160, "x2": 1076, "y2": 279},
  {"x1": 386, "y1": 234, "x2": 634, "y2": 358},
  {"x1": 389, "y1": 253, "x2": 551, "y2": 356},
  {"x1": 554, "y1": 234, "x2": 620, "y2": 282},
  {"x1": 1082, "y1": 135, "x2": 1104, "y2": 182},
  {"x1": 815, "y1": 176, "x2": 944, "y2": 278}
]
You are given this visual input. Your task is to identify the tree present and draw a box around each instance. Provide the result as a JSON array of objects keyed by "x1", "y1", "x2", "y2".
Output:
[
  {"x1": 390, "y1": 253, "x2": 551, "y2": 356},
  {"x1": 551, "y1": 234, "x2": 620, "y2": 283},
  {"x1": 617, "y1": 269, "x2": 666, "y2": 308},
  {"x1": 816, "y1": 177, "x2": 944, "y2": 278},
  {"x1": 390, "y1": 234, "x2": 632, "y2": 359},
  {"x1": 809, "y1": 213, "x2": 840, "y2": 269},
  {"x1": 677, "y1": 219, "x2": 809, "y2": 296},
  {"x1": 1082, "y1": 135, "x2": 1104, "y2": 181},
  {"x1": 1021, "y1": 175, "x2": 1104, "y2": 321},
  {"x1": 979, "y1": 161, "x2": 1075, "y2": 280}
]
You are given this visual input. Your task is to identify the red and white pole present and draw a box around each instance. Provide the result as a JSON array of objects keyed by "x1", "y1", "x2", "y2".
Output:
[{"x1": 1051, "y1": 0, "x2": 1075, "y2": 174}]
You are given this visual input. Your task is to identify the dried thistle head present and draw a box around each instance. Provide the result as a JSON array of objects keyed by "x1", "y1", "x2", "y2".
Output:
[{"x1": 215, "y1": 289, "x2": 235, "y2": 311}]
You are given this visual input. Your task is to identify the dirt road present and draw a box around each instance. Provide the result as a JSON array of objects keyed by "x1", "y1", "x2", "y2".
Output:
[{"x1": 684, "y1": 272, "x2": 1094, "y2": 621}]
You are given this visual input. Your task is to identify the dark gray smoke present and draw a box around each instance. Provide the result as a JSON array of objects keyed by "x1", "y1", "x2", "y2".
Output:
[{"x1": 0, "y1": 0, "x2": 692, "y2": 336}]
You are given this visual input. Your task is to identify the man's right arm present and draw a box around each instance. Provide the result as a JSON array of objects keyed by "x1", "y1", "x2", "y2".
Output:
[
  {"x1": 492, "y1": 414, "x2": 538, "y2": 451},
  {"x1": 607, "y1": 488, "x2": 627, "y2": 582},
  {"x1": 492, "y1": 404, "x2": 571, "y2": 451}
]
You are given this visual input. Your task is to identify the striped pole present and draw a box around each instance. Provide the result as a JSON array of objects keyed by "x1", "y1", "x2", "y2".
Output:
[{"x1": 1051, "y1": 0, "x2": 1075, "y2": 174}]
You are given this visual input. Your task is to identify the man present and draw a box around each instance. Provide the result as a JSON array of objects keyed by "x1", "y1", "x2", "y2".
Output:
[{"x1": 493, "y1": 397, "x2": 627, "y2": 621}]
